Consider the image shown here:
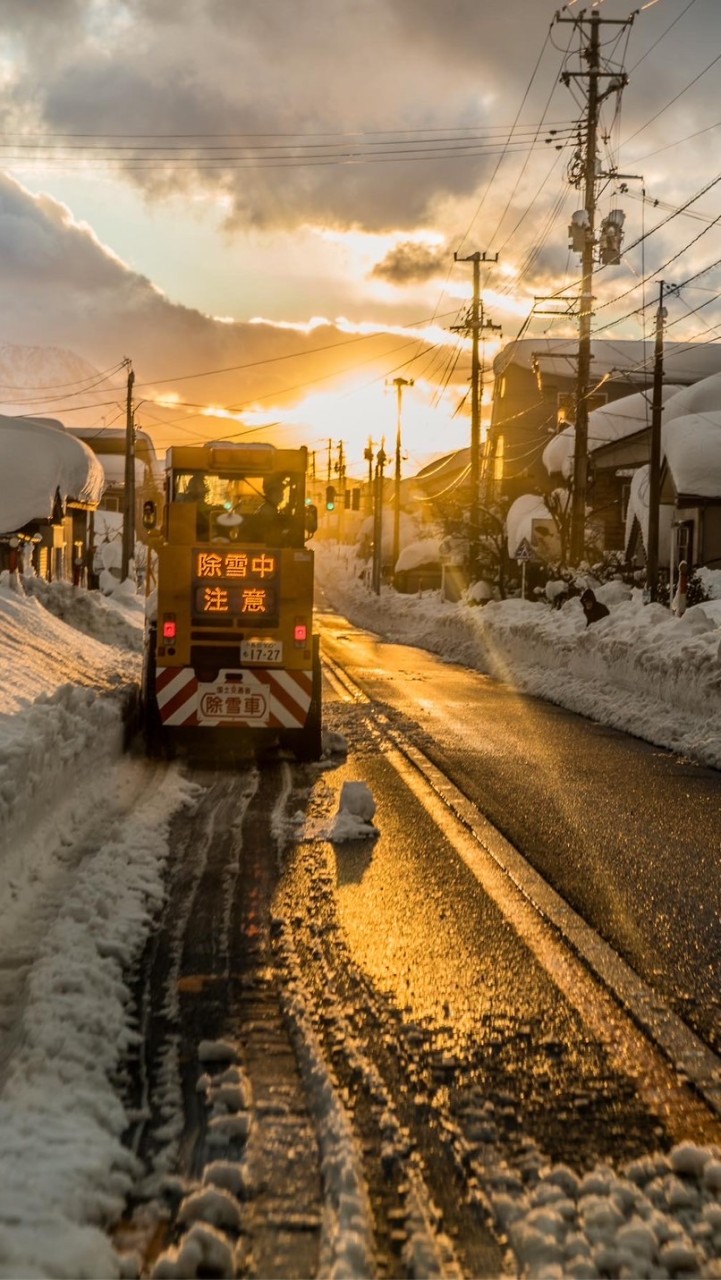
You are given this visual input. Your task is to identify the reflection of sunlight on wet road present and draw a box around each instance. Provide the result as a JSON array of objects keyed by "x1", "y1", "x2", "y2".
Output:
[
  {"x1": 328, "y1": 745, "x2": 573, "y2": 1059},
  {"x1": 318, "y1": 651, "x2": 721, "y2": 1144},
  {"x1": 320, "y1": 614, "x2": 660, "y2": 989}
]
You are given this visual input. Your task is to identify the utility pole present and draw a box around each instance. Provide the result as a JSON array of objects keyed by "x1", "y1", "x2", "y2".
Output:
[
  {"x1": 389, "y1": 377, "x2": 413, "y2": 581},
  {"x1": 121, "y1": 358, "x2": 135, "y2": 583},
  {"x1": 646, "y1": 281, "x2": 667, "y2": 602},
  {"x1": 371, "y1": 442, "x2": 387, "y2": 595},
  {"x1": 336, "y1": 440, "x2": 346, "y2": 541},
  {"x1": 364, "y1": 438, "x2": 375, "y2": 515},
  {"x1": 452, "y1": 251, "x2": 500, "y2": 577},
  {"x1": 558, "y1": 8, "x2": 633, "y2": 564}
]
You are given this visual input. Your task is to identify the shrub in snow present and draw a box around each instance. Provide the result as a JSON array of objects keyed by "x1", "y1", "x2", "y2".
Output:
[
  {"x1": 544, "y1": 579, "x2": 569, "y2": 608},
  {"x1": 466, "y1": 579, "x2": 495, "y2": 606}
]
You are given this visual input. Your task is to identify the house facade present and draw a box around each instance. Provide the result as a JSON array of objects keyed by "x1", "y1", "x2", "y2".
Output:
[{"x1": 485, "y1": 338, "x2": 721, "y2": 510}]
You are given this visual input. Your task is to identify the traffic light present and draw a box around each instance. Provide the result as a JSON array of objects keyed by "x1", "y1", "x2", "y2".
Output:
[{"x1": 325, "y1": 484, "x2": 336, "y2": 511}]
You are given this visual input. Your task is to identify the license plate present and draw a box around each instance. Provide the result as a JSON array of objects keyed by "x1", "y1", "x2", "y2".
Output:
[{"x1": 240, "y1": 640, "x2": 283, "y2": 663}]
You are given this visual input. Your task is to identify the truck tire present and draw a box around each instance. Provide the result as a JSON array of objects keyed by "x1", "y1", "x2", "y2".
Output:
[{"x1": 140, "y1": 624, "x2": 164, "y2": 758}]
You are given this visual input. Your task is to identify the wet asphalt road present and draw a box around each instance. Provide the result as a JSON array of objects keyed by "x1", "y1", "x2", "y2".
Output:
[{"x1": 316, "y1": 608, "x2": 721, "y2": 1055}]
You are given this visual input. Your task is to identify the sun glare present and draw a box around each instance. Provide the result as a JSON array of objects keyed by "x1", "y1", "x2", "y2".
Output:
[{"x1": 285, "y1": 378, "x2": 473, "y2": 468}]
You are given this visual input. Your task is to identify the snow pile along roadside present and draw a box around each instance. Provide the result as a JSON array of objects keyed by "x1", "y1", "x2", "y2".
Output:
[
  {"x1": 315, "y1": 547, "x2": 721, "y2": 769},
  {"x1": 0, "y1": 575, "x2": 142, "y2": 859}
]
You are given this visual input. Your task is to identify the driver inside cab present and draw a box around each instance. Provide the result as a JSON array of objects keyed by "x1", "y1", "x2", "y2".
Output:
[
  {"x1": 241, "y1": 473, "x2": 291, "y2": 544},
  {"x1": 177, "y1": 472, "x2": 213, "y2": 539}
]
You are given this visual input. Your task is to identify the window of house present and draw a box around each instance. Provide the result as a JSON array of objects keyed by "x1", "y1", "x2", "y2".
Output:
[{"x1": 556, "y1": 390, "x2": 608, "y2": 429}]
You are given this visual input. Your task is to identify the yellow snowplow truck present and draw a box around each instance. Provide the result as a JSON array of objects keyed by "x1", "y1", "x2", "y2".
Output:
[{"x1": 139, "y1": 441, "x2": 322, "y2": 761}]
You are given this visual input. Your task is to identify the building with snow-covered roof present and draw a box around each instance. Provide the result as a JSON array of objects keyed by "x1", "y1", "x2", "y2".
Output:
[
  {"x1": 68, "y1": 426, "x2": 161, "y2": 513},
  {"x1": 659, "y1": 370, "x2": 721, "y2": 426},
  {"x1": 486, "y1": 337, "x2": 721, "y2": 507},
  {"x1": 659, "y1": 412, "x2": 721, "y2": 573},
  {"x1": 0, "y1": 414, "x2": 104, "y2": 580},
  {"x1": 544, "y1": 386, "x2": 685, "y2": 554}
]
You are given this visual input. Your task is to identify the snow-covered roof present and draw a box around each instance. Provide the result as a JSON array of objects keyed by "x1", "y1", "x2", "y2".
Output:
[
  {"x1": 663, "y1": 411, "x2": 721, "y2": 499},
  {"x1": 662, "y1": 370, "x2": 721, "y2": 425},
  {"x1": 494, "y1": 338, "x2": 721, "y2": 386},
  {"x1": 588, "y1": 386, "x2": 684, "y2": 449},
  {"x1": 0, "y1": 414, "x2": 105, "y2": 535},
  {"x1": 69, "y1": 426, "x2": 158, "y2": 465},
  {"x1": 543, "y1": 385, "x2": 685, "y2": 478},
  {"x1": 395, "y1": 537, "x2": 441, "y2": 573}
]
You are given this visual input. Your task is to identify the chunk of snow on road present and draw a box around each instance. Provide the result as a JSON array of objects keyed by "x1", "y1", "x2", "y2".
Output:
[
  {"x1": 150, "y1": 1221, "x2": 235, "y2": 1278},
  {"x1": 197, "y1": 1039, "x2": 239, "y2": 1064},
  {"x1": 177, "y1": 1186, "x2": 243, "y2": 1230},
  {"x1": 329, "y1": 780, "x2": 379, "y2": 842}
]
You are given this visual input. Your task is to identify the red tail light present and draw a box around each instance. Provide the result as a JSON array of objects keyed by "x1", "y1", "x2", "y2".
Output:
[
  {"x1": 294, "y1": 621, "x2": 308, "y2": 645},
  {"x1": 162, "y1": 615, "x2": 177, "y2": 641}
]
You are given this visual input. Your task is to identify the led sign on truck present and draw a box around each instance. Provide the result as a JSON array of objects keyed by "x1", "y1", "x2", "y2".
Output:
[{"x1": 192, "y1": 548, "x2": 279, "y2": 623}]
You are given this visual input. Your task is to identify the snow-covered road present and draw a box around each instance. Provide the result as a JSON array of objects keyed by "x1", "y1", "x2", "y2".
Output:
[{"x1": 4, "y1": 568, "x2": 721, "y2": 1278}]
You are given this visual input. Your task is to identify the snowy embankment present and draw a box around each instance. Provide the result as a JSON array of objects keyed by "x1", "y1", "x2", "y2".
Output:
[
  {"x1": 0, "y1": 573, "x2": 194, "y2": 1279},
  {"x1": 0, "y1": 574, "x2": 143, "y2": 857},
  {"x1": 315, "y1": 546, "x2": 721, "y2": 770}
]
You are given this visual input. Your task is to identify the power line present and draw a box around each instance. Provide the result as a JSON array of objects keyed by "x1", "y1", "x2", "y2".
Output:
[{"x1": 622, "y1": 49, "x2": 721, "y2": 148}]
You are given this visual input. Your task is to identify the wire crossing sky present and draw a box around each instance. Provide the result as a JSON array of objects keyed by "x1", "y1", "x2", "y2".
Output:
[{"x1": 0, "y1": 0, "x2": 717, "y2": 466}]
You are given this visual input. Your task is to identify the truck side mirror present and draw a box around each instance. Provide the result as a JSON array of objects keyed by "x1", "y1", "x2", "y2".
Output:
[{"x1": 305, "y1": 503, "x2": 318, "y2": 536}]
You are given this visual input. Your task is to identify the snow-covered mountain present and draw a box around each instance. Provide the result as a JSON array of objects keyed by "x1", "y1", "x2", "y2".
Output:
[{"x1": 0, "y1": 344, "x2": 115, "y2": 423}]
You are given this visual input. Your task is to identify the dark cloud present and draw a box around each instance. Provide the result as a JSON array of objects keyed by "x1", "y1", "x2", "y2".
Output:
[
  {"x1": 0, "y1": 0, "x2": 718, "y2": 356},
  {"x1": 0, "y1": 0, "x2": 641, "y2": 233},
  {"x1": 372, "y1": 241, "x2": 448, "y2": 284}
]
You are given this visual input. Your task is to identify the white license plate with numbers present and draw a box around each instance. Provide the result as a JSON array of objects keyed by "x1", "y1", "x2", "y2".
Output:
[{"x1": 240, "y1": 640, "x2": 283, "y2": 663}]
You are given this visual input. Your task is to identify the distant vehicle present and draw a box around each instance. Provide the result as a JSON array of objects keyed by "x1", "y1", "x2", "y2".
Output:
[{"x1": 138, "y1": 440, "x2": 321, "y2": 761}]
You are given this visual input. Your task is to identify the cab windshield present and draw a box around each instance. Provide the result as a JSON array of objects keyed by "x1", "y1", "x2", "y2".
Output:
[{"x1": 173, "y1": 469, "x2": 306, "y2": 545}]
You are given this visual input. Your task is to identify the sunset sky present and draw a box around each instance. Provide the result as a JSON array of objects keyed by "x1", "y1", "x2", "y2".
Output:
[{"x1": 0, "y1": 0, "x2": 718, "y2": 483}]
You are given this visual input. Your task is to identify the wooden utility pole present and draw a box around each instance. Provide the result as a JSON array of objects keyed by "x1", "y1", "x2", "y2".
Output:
[
  {"x1": 121, "y1": 359, "x2": 135, "y2": 582},
  {"x1": 336, "y1": 439, "x2": 346, "y2": 539},
  {"x1": 558, "y1": 8, "x2": 633, "y2": 564},
  {"x1": 646, "y1": 282, "x2": 667, "y2": 601},
  {"x1": 390, "y1": 377, "x2": 413, "y2": 580},
  {"x1": 452, "y1": 251, "x2": 499, "y2": 576}
]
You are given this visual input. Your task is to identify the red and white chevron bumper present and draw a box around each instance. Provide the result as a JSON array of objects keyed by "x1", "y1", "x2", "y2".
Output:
[{"x1": 156, "y1": 666, "x2": 313, "y2": 729}]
